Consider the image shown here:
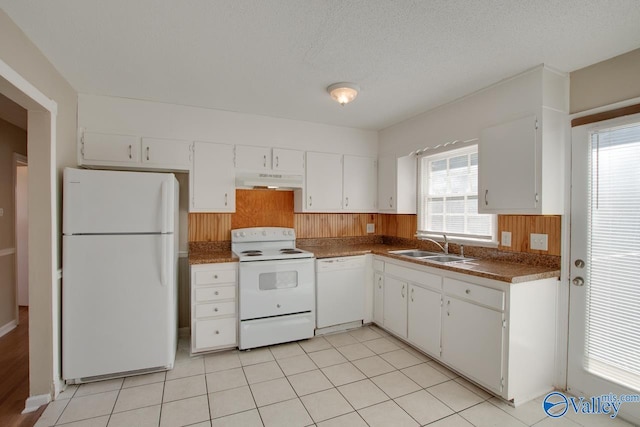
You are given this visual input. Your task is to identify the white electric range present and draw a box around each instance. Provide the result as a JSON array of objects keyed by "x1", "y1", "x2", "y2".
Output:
[{"x1": 232, "y1": 227, "x2": 316, "y2": 350}]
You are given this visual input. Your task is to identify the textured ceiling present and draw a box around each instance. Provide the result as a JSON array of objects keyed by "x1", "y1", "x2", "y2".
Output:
[{"x1": 2, "y1": 1, "x2": 640, "y2": 130}]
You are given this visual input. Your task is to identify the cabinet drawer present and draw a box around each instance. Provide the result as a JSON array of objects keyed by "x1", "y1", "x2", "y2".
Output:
[
  {"x1": 195, "y1": 301, "x2": 236, "y2": 319},
  {"x1": 194, "y1": 269, "x2": 236, "y2": 286},
  {"x1": 194, "y1": 317, "x2": 236, "y2": 350},
  {"x1": 444, "y1": 278, "x2": 504, "y2": 311},
  {"x1": 373, "y1": 259, "x2": 384, "y2": 272},
  {"x1": 195, "y1": 285, "x2": 236, "y2": 302},
  {"x1": 386, "y1": 263, "x2": 441, "y2": 290}
]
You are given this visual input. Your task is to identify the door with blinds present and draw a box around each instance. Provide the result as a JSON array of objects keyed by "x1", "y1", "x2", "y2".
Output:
[{"x1": 568, "y1": 113, "x2": 640, "y2": 423}]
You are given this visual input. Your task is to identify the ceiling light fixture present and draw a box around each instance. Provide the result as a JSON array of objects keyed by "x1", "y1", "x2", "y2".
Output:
[{"x1": 327, "y1": 82, "x2": 359, "y2": 106}]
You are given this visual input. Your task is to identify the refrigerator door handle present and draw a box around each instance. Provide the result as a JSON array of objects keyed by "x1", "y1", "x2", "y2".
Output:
[
  {"x1": 161, "y1": 179, "x2": 170, "y2": 233},
  {"x1": 160, "y1": 237, "x2": 168, "y2": 287}
]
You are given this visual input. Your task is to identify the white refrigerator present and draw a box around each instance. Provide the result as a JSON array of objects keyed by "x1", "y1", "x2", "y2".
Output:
[{"x1": 62, "y1": 167, "x2": 178, "y2": 383}]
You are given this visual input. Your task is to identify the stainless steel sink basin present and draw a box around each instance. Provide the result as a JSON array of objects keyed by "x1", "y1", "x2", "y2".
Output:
[
  {"x1": 389, "y1": 249, "x2": 441, "y2": 258},
  {"x1": 423, "y1": 255, "x2": 474, "y2": 263}
]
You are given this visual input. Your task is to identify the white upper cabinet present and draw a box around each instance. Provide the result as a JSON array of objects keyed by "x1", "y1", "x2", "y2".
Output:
[
  {"x1": 478, "y1": 69, "x2": 567, "y2": 215},
  {"x1": 80, "y1": 131, "x2": 192, "y2": 172},
  {"x1": 296, "y1": 152, "x2": 377, "y2": 213},
  {"x1": 190, "y1": 142, "x2": 235, "y2": 212},
  {"x1": 343, "y1": 155, "x2": 377, "y2": 212},
  {"x1": 377, "y1": 155, "x2": 416, "y2": 214},
  {"x1": 80, "y1": 132, "x2": 141, "y2": 166},
  {"x1": 235, "y1": 145, "x2": 272, "y2": 170},
  {"x1": 302, "y1": 152, "x2": 343, "y2": 211},
  {"x1": 141, "y1": 137, "x2": 192, "y2": 170},
  {"x1": 272, "y1": 148, "x2": 304, "y2": 172}
]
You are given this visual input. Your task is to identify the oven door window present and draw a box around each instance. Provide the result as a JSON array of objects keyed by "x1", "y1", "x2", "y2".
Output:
[{"x1": 258, "y1": 271, "x2": 298, "y2": 290}]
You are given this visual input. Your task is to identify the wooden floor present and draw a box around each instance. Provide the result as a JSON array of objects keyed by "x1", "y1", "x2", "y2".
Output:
[{"x1": 0, "y1": 307, "x2": 45, "y2": 427}]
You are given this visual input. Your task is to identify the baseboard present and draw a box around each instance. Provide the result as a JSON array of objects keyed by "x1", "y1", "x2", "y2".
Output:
[
  {"x1": 22, "y1": 393, "x2": 51, "y2": 414},
  {"x1": 0, "y1": 319, "x2": 17, "y2": 338}
]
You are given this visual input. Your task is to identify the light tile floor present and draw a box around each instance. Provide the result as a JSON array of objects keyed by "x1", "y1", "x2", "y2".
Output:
[{"x1": 35, "y1": 325, "x2": 635, "y2": 427}]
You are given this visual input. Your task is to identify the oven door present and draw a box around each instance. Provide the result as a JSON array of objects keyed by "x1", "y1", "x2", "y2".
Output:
[{"x1": 239, "y1": 258, "x2": 315, "y2": 320}]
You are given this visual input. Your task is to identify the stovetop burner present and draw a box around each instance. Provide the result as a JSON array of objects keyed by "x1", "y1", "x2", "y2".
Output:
[
  {"x1": 242, "y1": 250, "x2": 263, "y2": 254},
  {"x1": 243, "y1": 253, "x2": 263, "y2": 257},
  {"x1": 280, "y1": 249, "x2": 303, "y2": 254}
]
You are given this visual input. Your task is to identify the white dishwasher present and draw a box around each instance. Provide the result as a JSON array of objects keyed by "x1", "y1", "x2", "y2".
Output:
[{"x1": 316, "y1": 255, "x2": 366, "y2": 329}]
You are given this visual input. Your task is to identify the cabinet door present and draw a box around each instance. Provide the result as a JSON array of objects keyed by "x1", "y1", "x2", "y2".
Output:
[
  {"x1": 273, "y1": 148, "x2": 304, "y2": 172},
  {"x1": 373, "y1": 273, "x2": 384, "y2": 325},
  {"x1": 141, "y1": 138, "x2": 192, "y2": 171},
  {"x1": 235, "y1": 145, "x2": 271, "y2": 170},
  {"x1": 191, "y1": 142, "x2": 235, "y2": 212},
  {"x1": 478, "y1": 115, "x2": 538, "y2": 213},
  {"x1": 305, "y1": 152, "x2": 343, "y2": 211},
  {"x1": 408, "y1": 285, "x2": 441, "y2": 357},
  {"x1": 383, "y1": 276, "x2": 407, "y2": 338},
  {"x1": 377, "y1": 156, "x2": 396, "y2": 212},
  {"x1": 442, "y1": 296, "x2": 504, "y2": 392},
  {"x1": 81, "y1": 132, "x2": 140, "y2": 165},
  {"x1": 343, "y1": 155, "x2": 377, "y2": 212}
]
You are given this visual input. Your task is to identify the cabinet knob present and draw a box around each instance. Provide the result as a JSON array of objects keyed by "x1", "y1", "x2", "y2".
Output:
[
  {"x1": 465, "y1": 289, "x2": 471, "y2": 294},
  {"x1": 214, "y1": 274, "x2": 218, "y2": 279},
  {"x1": 214, "y1": 291, "x2": 219, "y2": 296},
  {"x1": 277, "y1": 304, "x2": 281, "y2": 308},
  {"x1": 214, "y1": 307, "x2": 219, "y2": 312},
  {"x1": 215, "y1": 330, "x2": 220, "y2": 335}
]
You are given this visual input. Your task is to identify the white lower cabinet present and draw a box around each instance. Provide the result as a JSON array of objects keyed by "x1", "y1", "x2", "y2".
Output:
[
  {"x1": 408, "y1": 284, "x2": 441, "y2": 358},
  {"x1": 442, "y1": 295, "x2": 504, "y2": 392},
  {"x1": 190, "y1": 262, "x2": 238, "y2": 354},
  {"x1": 373, "y1": 256, "x2": 558, "y2": 405},
  {"x1": 373, "y1": 272, "x2": 384, "y2": 325},
  {"x1": 383, "y1": 276, "x2": 407, "y2": 339}
]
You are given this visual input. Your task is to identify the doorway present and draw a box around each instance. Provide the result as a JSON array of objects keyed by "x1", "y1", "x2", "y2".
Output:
[
  {"x1": 15, "y1": 155, "x2": 28, "y2": 312},
  {"x1": 568, "y1": 112, "x2": 640, "y2": 423}
]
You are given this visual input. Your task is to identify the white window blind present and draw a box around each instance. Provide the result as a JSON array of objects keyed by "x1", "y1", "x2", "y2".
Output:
[
  {"x1": 586, "y1": 122, "x2": 640, "y2": 391},
  {"x1": 418, "y1": 145, "x2": 494, "y2": 241}
]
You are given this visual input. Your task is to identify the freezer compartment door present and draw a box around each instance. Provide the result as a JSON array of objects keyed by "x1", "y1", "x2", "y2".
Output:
[
  {"x1": 63, "y1": 167, "x2": 176, "y2": 234},
  {"x1": 62, "y1": 234, "x2": 176, "y2": 381}
]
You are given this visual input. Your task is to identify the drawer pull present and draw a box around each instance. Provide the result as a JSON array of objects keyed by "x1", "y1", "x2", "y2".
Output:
[
  {"x1": 214, "y1": 291, "x2": 219, "y2": 296},
  {"x1": 214, "y1": 274, "x2": 218, "y2": 279},
  {"x1": 465, "y1": 289, "x2": 471, "y2": 294},
  {"x1": 215, "y1": 330, "x2": 220, "y2": 335},
  {"x1": 214, "y1": 308, "x2": 219, "y2": 312},
  {"x1": 277, "y1": 304, "x2": 281, "y2": 308}
]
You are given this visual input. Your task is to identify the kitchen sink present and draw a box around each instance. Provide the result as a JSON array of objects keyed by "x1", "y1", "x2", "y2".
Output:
[
  {"x1": 389, "y1": 249, "x2": 441, "y2": 258},
  {"x1": 423, "y1": 255, "x2": 475, "y2": 263}
]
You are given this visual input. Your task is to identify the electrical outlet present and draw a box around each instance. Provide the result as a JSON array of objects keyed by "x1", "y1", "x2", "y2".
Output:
[
  {"x1": 366, "y1": 223, "x2": 375, "y2": 233},
  {"x1": 501, "y1": 231, "x2": 512, "y2": 247},
  {"x1": 530, "y1": 233, "x2": 548, "y2": 251}
]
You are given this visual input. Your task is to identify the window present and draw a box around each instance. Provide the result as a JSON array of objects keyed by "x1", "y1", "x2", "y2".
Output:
[{"x1": 417, "y1": 145, "x2": 495, "y2": 241}]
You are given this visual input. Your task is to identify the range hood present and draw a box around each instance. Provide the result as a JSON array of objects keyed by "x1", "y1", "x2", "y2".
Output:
[{"x1": 235, "y1": 172, "x2": 304, "y2": 189}]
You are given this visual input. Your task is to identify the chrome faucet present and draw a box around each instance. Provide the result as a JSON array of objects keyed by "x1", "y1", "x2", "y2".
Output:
[{"x1": 420, "y1": 234, "x2": 449, "y2": 254}]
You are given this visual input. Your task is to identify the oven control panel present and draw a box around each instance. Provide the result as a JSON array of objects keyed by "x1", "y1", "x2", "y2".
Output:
[{"x1": 231, "y1": 227, "x2": 295, "y2": 242}]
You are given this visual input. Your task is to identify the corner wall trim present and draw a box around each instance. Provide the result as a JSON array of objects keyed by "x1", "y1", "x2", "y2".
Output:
[
  {"x1": 0, "y1": 247, "x2": 16, "y2": 257},
  {"x1": 22, "y1": 393, "x2": 51, "y2": 414},
  {"x1": 0, "y1": 320, "x2": 17, "y2": 338}
]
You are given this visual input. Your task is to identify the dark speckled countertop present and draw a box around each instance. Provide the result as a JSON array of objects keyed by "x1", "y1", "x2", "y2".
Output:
[{"x1": 189, "y1": 237, "x2": 561, "y2": 284}]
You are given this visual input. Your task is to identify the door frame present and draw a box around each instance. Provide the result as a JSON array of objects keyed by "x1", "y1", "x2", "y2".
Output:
[
  {"x1": 1, "y1": 58, "x2": 59, "y2": 411},
  {"x1": 557, "y1": 96, "x2": 640, "y2": 391},
  {"x1": 13, "y1": 152, "x2": 28, "y2": 323}
]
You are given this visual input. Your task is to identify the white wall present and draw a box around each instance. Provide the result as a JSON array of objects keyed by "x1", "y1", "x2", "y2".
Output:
[
  {"x1": 78, "y1": 94, "x2": 379, "y2": 156},
  {"x1": 379, "y1": 66, "x2": 568, "y2": 158}
]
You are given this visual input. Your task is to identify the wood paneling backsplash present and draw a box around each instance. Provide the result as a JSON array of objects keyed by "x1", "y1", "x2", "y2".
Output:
[
  {"x1": 498, "y1": 215, "x2": 561, "y2": 256},
  {"x1": 188, "y1": 190, "x2": 561, "y2": 256}
]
